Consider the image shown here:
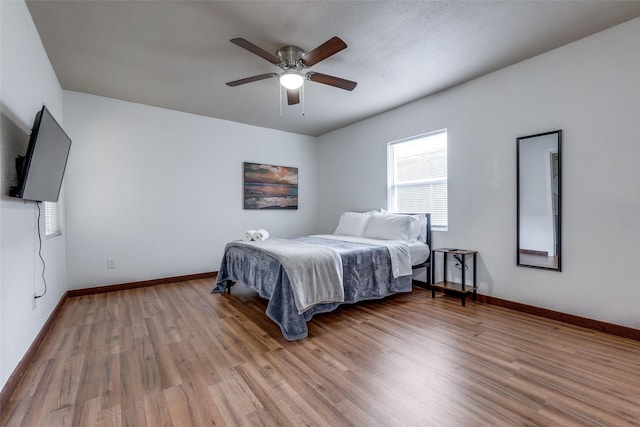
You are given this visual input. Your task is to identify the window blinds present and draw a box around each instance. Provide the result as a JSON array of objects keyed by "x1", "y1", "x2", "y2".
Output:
[
  {"x1": 44, "y1": 201, "x2": 60, "y2": 236},
  {"x1": 389, "y1": 130, "x2": 448, "y2": 229}
]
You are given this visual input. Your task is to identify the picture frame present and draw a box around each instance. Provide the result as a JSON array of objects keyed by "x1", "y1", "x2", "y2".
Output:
[{"x1": 243, "y1": 162, "x2": 298, "y2": 209}]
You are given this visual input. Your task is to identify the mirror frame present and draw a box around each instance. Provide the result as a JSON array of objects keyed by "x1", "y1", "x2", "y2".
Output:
[{"x1": 517, "y1": 130, "x2": 562, "y2": 271}]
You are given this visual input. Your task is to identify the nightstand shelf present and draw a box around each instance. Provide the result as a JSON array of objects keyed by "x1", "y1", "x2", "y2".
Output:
[{"x1": 430, "y1": 248, "x2": 478, "y2": 306}]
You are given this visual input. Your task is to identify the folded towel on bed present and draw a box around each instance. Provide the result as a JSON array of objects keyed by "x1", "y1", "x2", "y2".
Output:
[
  {"x1": 243, "y1": 230, "x2": 257, "y2": 241},
  {"x1": 253, "y1": 229, "x2": 270, "y2": 241},
  {"x1": 243, "y1": 229, "x2": 270, "y2": 241}
]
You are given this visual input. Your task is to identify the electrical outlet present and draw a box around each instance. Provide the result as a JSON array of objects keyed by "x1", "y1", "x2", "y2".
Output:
[{"x1": 107, "y1": 257, "x2": 117, "y2": 269}]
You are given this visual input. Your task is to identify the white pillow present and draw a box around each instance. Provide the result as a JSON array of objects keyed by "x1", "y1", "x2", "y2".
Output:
[
  {"x1": 402, "y1": 213, "x2": 427, "y2": 242},
  {"x1": 406, "y1": 215, "x2": 422, "y2": 242},
  {"x1": 411, "y1": 214, "x2": 427, "y2": 242},
  {"x1": 334, "y1": 212, "x2": 370, "y2": 237},
  {"x1": 364, "y1": 214, "x2": 418, "y2": 242}
]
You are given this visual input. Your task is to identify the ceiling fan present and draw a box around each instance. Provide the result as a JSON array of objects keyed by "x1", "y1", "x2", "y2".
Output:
[{"x1": 226, "y1": 36, "x2": 357, "y2": 106}]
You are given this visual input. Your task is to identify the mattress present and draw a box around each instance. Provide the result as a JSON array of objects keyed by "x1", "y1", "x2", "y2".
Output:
[{"x1": 409, "y1": 241, "x2": 430, "y2": 266}]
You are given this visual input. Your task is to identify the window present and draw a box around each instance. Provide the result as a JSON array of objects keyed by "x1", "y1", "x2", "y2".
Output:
[
  {"x1": 44, "y1": 201, "x2": 61, "y2": 237},
  {"x1": 388, "y1": 130, "x2": 448, "y2": 230}
]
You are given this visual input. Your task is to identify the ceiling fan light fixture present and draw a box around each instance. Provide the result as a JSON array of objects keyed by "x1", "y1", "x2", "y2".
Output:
[{"x1": 279, "y1": 71, "x2": 304, "y2": 90}]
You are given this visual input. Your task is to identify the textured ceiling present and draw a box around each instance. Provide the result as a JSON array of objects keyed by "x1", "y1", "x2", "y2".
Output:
[{"x1": 26, "y1": 1, "x2": 640, "y2": 136}]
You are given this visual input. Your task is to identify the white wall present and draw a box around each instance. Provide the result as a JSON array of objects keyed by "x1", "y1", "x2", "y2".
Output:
[
  {"x1": 0, "y1": 0, "x2": 67, "y2": 390},
  {"x1": 317, "y1": 18, "x2": 640, "y2": 330},
  {"x1": 63, "y1": 91, "x2": 318, "y2": 289}
]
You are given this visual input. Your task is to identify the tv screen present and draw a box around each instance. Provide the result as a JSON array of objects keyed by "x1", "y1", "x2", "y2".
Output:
[{"x1": 9, "y1": 106, "x2": 72, "y2": 203}]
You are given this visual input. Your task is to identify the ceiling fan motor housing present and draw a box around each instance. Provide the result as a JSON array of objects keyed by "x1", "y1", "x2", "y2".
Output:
[{"x1": 277, "y1": 46, "x2": 305, "y2": 70}]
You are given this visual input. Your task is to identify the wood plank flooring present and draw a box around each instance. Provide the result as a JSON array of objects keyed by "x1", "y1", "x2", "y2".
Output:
[{"x1": 2, "y1": 279, "x2": 640, "y2": 426}]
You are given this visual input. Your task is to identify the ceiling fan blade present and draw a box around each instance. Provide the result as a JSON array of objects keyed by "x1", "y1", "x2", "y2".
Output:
[
  {"x1": 287, "y1": 89, "x2": 300, "y2": 105},
  {"x1": 300, "y1": 36, "x2": 347, "y2": 67},
  {"x1": 230, "y1": 38, "x2": 281, "y2": 65},
  {"x1": 307, "y1": 72, "x2": 357, "y2": 91},
  {"x1": 226, "y1": 73, "x2": 277, "y2": 87}
]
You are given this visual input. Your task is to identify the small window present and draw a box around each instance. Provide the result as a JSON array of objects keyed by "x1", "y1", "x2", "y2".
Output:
[
  {"x1": 44, "y1": 201, "x2": 61, "y2": 237},
  {"x1": 388, "y1": 130, "x2": 448, "y2": 230}
]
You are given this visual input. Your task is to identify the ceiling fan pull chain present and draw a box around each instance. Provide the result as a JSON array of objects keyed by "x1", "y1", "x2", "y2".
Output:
[
  {"x1": 302, "y1": 84, "x2": 305, "y2": 116},
  {"x1": 279, "y1": 81, "x2": 283, "y2": 118}
]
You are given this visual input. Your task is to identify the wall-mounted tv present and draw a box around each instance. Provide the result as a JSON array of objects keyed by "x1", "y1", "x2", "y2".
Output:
[{"x1": 9, "y1": 106, "x2": 72, "y2": 203}]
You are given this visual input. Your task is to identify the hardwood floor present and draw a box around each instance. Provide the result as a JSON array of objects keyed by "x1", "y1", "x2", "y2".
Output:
[{"x1": 2, "y1": 279, "x2": 640, "y2": 426}]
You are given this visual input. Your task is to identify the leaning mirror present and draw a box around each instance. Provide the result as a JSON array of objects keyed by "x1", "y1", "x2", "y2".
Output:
[{"x1": 517, "y1": 130, "x2": 561, "y2": 271}]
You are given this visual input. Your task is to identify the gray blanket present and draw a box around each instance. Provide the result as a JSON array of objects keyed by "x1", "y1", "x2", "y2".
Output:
[
  {"x1": 223, "y1": 239, "x2": 344, "y2": 314},
  {"x1": 214, "y1": 236, "x2": 412, "y2": 340}
]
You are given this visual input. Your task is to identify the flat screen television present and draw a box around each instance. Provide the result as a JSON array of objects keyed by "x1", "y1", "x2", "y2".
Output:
[{"x1": 9, "y1": 106, "x2": 72, "y2": 203}]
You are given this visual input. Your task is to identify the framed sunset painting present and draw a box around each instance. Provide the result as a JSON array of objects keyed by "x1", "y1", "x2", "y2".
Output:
[{"x1": 243, "y1": 162, "x2": 298, "y2": 209}]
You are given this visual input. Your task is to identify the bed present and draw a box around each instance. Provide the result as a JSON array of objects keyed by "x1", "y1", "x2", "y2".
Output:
[{"x1": 213, "y1": 212, "x2": 431, "y2": 340}]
